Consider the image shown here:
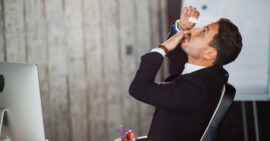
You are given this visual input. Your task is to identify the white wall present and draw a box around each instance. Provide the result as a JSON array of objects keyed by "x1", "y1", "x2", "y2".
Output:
[{"x1": 182, "y1": 0, "x2": 270, "y2": 100}]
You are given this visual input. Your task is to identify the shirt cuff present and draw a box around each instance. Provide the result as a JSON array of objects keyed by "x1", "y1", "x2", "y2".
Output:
[
  {"x1": 151, "y1": 48, "x2": 166, "y2": 57},
  {"x1": 174, "y1": 19, "x2": 183, "y2": 33}
]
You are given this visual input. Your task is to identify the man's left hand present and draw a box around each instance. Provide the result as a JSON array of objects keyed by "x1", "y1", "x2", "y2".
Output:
[{"x1": 179, "y1": 6, "x2": 200, "y2": 30}]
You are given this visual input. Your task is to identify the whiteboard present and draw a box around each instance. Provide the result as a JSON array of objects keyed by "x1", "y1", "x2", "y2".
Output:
[{"x1": 182, "y1": 0, "x2": 270, "y2": 100}]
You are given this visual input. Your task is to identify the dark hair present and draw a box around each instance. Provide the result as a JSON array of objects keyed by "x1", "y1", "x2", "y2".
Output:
[{"x1": 209, "y1": 18, "x2": 242, "y2": 65}]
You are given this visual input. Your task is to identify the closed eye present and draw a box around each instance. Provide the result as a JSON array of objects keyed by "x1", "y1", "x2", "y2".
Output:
[
  {"x1": 201, "y1": 29, "x2": 206, "y2": 35},
  {"x1": 201, "y1": 26, "x2": 209, "y2": 36}
]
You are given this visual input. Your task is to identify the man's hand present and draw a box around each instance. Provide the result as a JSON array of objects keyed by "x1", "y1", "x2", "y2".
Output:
[
  {"x1": 161, "y1": 30, "x2": 190, "y2": 52},
  {"x1": 159, "y1": 6, "x2": 199, "y2": 53},
  {"x1": 179, "y1": 6, "x2": 200, "y2": 30}
]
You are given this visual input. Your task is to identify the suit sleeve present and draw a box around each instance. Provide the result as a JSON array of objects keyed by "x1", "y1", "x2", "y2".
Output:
[
  {"x1": 166, "y1": 22, "x2": 188, "y2": 75},
  {"x1": 129, "y1": 52, "x2": 206, "y2": 113}
]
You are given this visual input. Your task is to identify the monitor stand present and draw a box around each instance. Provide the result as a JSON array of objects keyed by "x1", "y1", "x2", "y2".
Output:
[{"x1": 0, "y1": 107, "x2": 11, "y2": 141}]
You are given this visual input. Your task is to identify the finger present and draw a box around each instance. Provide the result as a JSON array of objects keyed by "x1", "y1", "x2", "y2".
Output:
[
  {"x1": 176, "y1": 31, "x2": 185, "y2": 41},
  {"x1": 189, "y1": 22, "x2": 195, "y2": 27},
  {"x1": 188, "y1": 6, "x2": 193, "y2": 16},
  {"x1": 170, "y1": 31, "x2": 183, "y2": 38},
  {"x1": 187, "y1": 6, "x2": 192, "y2": 16},
  {"x1": 191, "y1": 8, "x2": 197, "y2": 17},
  {"x1": 183, "y1": 30, "x2": 191, "y2": 35},
  {"x1": 183, "y1": 7, "x2": 187, "y2": 16},
  {"x1": 169, "y1": 31, "x2": 184, "y2": 42},
  {"x1": 181, "y1": 7, "x2": 187, "y2": 17},
  {"x1": 178, "y1": 30, "x2": 185, "y2": 37},
  {"x1": 173, "y1": 31, "x2": 185, "y2": 44},
  {"x1": 194, "y1": 11, "x2": 200, "y2": 19},
  {"x1": 161, "y1": 31, "x2": 184, "y2": 51}
]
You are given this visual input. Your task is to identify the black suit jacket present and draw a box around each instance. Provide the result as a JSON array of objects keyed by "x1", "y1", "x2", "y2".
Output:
[{"x1": 129, "y1": 28, "x2": 229, "y2": 141}]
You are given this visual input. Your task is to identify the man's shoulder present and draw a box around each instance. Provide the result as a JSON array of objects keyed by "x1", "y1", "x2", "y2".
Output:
[{"x1": 173, "y1": 66, "x2": 229, "y2": 87}]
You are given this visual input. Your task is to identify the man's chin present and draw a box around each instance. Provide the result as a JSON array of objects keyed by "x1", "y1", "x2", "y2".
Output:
[
  {"x1": 181, "y1": 42, "x2": 188, "y2": 48},
  {"x1": 181, "y1": 45, "x2": 188, "y2": 53}
]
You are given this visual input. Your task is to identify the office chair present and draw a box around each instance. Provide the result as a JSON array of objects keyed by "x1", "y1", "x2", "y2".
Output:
[
  {"x1": 137, "y1": 84, "x2": 236, "y2": 141},
  {"x1": 200, "y1": 83, "x2": 236, "y2": 141}
]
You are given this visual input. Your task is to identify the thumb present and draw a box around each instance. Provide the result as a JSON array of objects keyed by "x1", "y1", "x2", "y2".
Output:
[
  {"x1": 161, "y1": 31, "x2": 184, "y2": 51},
  {"x1": 172, "y1": 31, "x2": 184, "y2": 42},
  {"x1": 174, "y1": 31, "x2": 185, "y2": 44},
  {"x1": 183, "y1": 30, "x2": 191, "y2": 35}
]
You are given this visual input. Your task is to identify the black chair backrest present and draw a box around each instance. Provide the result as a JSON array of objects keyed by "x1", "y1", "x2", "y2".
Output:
[
  {"x1": 137, "y1": 84, "x2": 236, "y2": 141},
  {"x1": 200, "y1": 83, "x2": 236, "y2": 141}
]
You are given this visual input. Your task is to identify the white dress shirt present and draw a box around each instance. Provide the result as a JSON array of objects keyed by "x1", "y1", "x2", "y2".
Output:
[{"x1": 181, "y1": 63, "x2": 206, "y2": 75}]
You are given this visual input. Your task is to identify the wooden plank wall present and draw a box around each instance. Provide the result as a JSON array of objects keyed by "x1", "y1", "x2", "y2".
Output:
[{"x1": 0, "y1": 0, "x2": 168, "y2": 140}]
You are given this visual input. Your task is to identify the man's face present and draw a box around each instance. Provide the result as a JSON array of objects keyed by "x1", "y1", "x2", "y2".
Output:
[{"x1": 181, "y1": 22, "x2": 219, "y2": 60}]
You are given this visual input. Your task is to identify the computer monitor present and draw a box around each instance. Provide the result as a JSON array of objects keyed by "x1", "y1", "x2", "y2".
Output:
[{"x1": 0, "y1": 62, "x2": 46, "y2": 141}]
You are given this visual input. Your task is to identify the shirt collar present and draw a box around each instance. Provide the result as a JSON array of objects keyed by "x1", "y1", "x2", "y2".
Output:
[{"x1": 181, "y1": 63, "x2": 207, "y2": 75}]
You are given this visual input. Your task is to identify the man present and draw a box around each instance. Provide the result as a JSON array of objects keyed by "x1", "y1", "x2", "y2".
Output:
[{"x1": 129, "y1": 6, "x2": 242, "y2": 141}]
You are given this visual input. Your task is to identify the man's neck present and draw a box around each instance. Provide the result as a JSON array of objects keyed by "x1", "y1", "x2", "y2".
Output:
[{"x1": 188, "y1": 57, "x2": 214, "y2": 67}]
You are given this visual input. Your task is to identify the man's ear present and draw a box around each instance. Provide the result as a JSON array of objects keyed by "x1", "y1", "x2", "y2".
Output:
[{"x1": 204, "y1": 48, "x2": 217, "y2": 60}]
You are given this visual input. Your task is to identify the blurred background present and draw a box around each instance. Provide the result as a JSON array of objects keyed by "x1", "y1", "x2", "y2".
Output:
[
  {"x1": 0, "y1": 0, "x2": 169, "y2": 140},
  {"x1": 0, "y1": 0, "x2": 269, "y2": 141}
]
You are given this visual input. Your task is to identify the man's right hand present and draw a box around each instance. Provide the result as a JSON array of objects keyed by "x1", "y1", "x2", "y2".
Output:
[
  {"x1": 179, "y1": 6, "x2": 200, "y2": 30},
  {"x1": 161, "y1": 30, "x2": 190, "y2": 52}
]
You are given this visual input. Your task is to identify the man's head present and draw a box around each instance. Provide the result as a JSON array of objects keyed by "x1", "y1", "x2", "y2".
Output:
[{"x1": 181, "y1": 18, "x2": 242, "y2": 66}]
